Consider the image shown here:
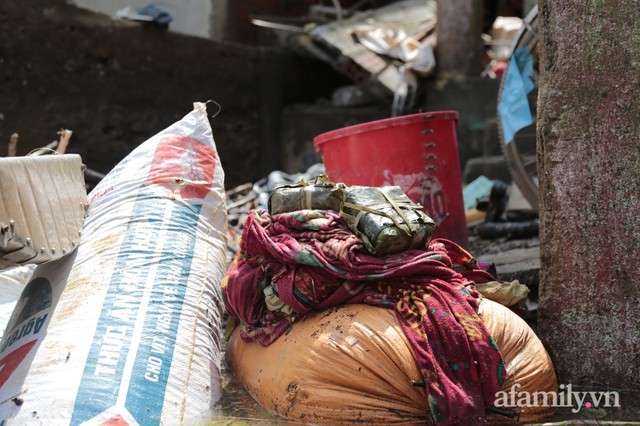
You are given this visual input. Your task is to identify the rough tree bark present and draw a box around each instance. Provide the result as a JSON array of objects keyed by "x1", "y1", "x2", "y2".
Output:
[{"x1": 537, "y1": 1, "x2": 640, "y2": 388}]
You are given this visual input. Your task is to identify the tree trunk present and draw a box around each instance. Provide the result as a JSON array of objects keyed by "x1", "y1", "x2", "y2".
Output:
[
  {"x1": 537, "y1": 1, "x2": 640, "y2": 388},
  {"x1": 436, "y1": 0, "x2": 484, "y2": 78}
]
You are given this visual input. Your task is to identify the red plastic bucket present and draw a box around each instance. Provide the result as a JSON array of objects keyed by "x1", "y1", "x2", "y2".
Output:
[{"x1": 314, "y1": 111, "x2": 468, "y2": 248}]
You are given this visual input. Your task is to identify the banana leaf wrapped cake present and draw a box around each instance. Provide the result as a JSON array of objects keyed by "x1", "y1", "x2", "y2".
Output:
[
  {"x1": 268, "y1": 180, "x2": 435, "y2": 256},
  {"x1": 342, "y1": 185, "x2": 435, "y2": 255},
  {"x1": 268, "y1": 181, "x2": 345, "y2": 214}
]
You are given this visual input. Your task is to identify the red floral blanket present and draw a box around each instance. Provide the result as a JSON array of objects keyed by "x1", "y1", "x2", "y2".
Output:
[{"x1": 223, "y1": 209, "x2": 506, "y2": 425}]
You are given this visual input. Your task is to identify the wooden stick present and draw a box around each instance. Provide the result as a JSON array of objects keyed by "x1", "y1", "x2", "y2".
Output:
[
  {"x1": 56, "y1": 129, "x2": 73, "y2": 154},
  {"x1": 226, "y1": 192, "x2": 258, "y2": 210},
  {"x1": 8, "y1": 132, "x2": 18, "y2": 156},
  {"x1": 225, "y1": 182, "x2": 254, "y2": 197}
]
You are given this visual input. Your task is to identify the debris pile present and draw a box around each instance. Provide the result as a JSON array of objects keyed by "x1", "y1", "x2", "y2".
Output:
[{"x1": 222, "y1": 175, "x2": 556, "y2": 424}]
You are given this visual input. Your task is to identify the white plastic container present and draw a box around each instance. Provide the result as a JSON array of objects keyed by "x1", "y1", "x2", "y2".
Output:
[{"x1": 0, "y1": 154, "x2": 87, "y2": 269}]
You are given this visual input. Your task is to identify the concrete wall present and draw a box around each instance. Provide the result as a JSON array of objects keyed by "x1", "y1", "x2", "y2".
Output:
[
  {"x1": 424, "y1": 77, "x2": 502, "y2": 179},
  {"x1": 72, "y1": 0, "x2": 225, "y2": 40},
  {"x1": 280, "y1": 104, "x2": 389, "y2": 174},
  {"x1": 0, "y1": 0, "x2": 262, "y2": 188},
  {"x1": 537, "y1": 1, "x2": 640, "y2": 389},
  {"x1": 0, "y1": 0, "x2": 355, "y2": 188}
]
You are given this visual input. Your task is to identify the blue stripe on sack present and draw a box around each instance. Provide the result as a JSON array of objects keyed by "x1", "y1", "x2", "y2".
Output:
[
  {"x1": 125, "y1": 203, "x2": 200, "y2": 424},
  {"x1": 70, "y1": 187, "x2": 169, "y2": 425}
]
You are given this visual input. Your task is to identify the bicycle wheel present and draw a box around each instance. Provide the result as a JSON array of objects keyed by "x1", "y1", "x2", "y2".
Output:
[{"x1": 497, "y1": 6, "x2": 539, "y2": 210}]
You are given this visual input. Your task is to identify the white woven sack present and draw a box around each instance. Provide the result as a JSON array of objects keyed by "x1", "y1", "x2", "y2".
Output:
[{"x1": 0, "y1": 102, "x2": 228, "y2": 425}]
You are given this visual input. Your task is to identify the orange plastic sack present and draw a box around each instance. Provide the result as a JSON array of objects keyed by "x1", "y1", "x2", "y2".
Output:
[{"x1": 226, "y1": 299, "x2": 557, "y2": 424}]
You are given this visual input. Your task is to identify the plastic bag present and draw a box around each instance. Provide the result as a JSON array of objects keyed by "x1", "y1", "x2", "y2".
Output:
[{"x1": 227, "y1": 299, "x2": 557, "y2": 424}]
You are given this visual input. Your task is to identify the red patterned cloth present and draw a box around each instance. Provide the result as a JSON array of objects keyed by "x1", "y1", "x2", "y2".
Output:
[{"x1": 223, "y1": 209, "x2": 506, "y2": 425}]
